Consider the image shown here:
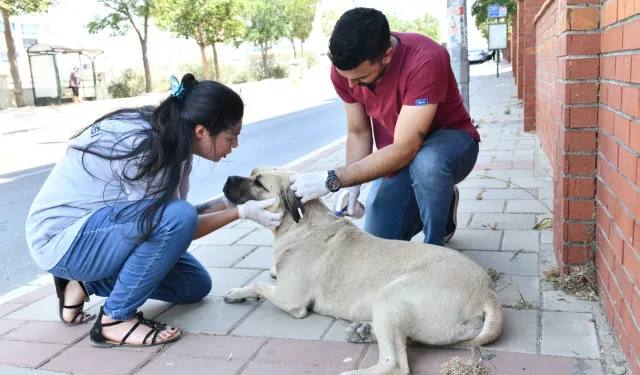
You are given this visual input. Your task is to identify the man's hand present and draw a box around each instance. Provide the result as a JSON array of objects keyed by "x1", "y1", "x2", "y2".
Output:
[
  {"x1": 289, "y1": 171, "x2": 330, "y2": 203},
  {"x1": 238, "y1": 198, "x2": 283, "y2": 230},
  {"x1": 344, "y1": 186, "x2": 361, "y2": 216}
]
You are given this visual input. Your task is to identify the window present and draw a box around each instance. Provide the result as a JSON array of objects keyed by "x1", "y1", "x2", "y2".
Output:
[
  {"x1": 0, "y1": 22, "x2": 15, "y2": 32},
  {"x1": 1, "y1": 52, "x2": 19, "y2": 63},
  {"x1": 23, "y1": 38, "x2": 37, "y2": 48},
  {"x1": 21, "y1": 24, "x2": 37, "y2": 36}
]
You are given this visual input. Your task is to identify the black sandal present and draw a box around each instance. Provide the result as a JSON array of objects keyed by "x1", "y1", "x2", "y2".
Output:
[
  {"x1": 90, "y1": 306, "x2": 182, "y2": 348},
  {"x1": 53, "y1": 276, "x2": 95, "y2": 326}
]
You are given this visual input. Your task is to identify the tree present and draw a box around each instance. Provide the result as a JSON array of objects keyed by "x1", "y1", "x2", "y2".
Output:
[
  {"x1": 1, "y1": 0, "x2": 55, "y2": 107},
  {"x1": 244, "y1": 0, "x2": 288, "y2": 79},
  {"x1": 284, "y1": 0, "x2": 316, "y2": 77},
  {"x1": 320, "y1": 9, "x2": 343, "y2": 38},
  {"x1": 88, "y1": 0, "x2": 154, "y2": 93},
  {"x1": 471, "y1": 0, "x2": 515, "y2": 40},
  {"x1": 387, "y1": 13, "x2": 440, "y2": 42},
  {"x1": 203, "y1": 0, "x2": 245, "y2": 81}
]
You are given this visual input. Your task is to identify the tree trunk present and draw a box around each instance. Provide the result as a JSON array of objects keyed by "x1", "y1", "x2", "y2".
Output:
[
  {"x1": 2, "y1": 9, "x2": 25, "y2": 107},
  {"x1": 261, "y1": 46, "x2": 269, "y2": 79},
  {"x1": 140, "y1": 40, "x2": 152, "y2": 93},
  {"x1": 300, "y1": 40, "x2": 304, "y2": 78},
  {"x1": 212, "y1": 43, "x2": 220, "y2": 81},
  {"x1": 290, "y1": 37, "x2": 297, "y2": 59},
  {"x1": 197, "y1": 24, "x2": 211, "y2": 80}
]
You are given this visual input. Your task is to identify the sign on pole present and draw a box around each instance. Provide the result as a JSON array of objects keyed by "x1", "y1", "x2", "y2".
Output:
[
  {"x1": 488, "y1": 23, "x2": 508, "y2": 50},
  {"x1": 488, "y1": 5, "x2": 508, "y2": 19}
]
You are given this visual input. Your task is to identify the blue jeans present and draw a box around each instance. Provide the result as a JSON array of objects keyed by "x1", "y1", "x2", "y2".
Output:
[
  {"x1": 364, "y1": 129, "x2": 479, "y2": 246},
  {"x1": 49, "y1": 199, "x2": 212, "y2": 321}
]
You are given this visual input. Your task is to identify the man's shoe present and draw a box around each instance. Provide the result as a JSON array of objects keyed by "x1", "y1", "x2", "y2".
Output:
[{"x1": 444, "y1": 186, "x2": 459, "y2": 243}]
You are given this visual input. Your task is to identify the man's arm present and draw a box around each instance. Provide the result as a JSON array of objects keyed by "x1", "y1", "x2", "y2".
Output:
[
  {"x1": 344, "y1": 101, "x2": 373, "y2": 165},
  {"x1": 194, "y1": 196, "x2": 227, "y2": 215},
  {"x1": 335, "y1": 103, "x2": 438, "y2": 187}
]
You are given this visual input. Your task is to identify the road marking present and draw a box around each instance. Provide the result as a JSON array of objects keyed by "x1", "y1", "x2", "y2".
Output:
[{"x1": 0, "y1": 167, "x2": 53, "y2": 184}]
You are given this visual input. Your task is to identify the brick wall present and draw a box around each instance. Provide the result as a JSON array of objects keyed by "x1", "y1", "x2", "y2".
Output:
[
  {"x1": 511, "y1": 0, "x2": 640, "y2": 370},
  {"x1": 595, "y1": 0, "x2": 640, "y2": 372}
]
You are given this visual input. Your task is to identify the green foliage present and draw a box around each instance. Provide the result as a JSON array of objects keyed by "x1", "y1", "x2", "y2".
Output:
[
  {"x1": 0, "y1": 0, "x2": 55, "y2": 16},
  {"x1": 244, "y1": 0, "x2": 288, "y2": 78},
  {"x1": 284, "y1": 0, "x2": 316, "y2": 43},
  {"x1": 305, "y1": 52, "x2": 317, "y2": 69},
  {"x1": 320, "y1": 9, "x2": 344, "y2": 37},
  {"x1": 471, "y1": 0, "x2": 516, "y2": 40},
  {"x1": 108, "y1": 69, "x2": 145, "y2": 98},
  {"x1": 387, "y1": 13, "x2": 440, "y2": 41},
  {"x1": 87, "y1": 0, "x2": 153, "y2": 38},
  {"x1": 249, "y1": 53, "x2": 287, "y2": 80}
]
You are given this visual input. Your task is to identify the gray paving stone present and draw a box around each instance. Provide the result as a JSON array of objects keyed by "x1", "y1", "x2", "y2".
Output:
[
  {"x1": 480, "y1": 188, "x2": 537, "y2": 200},
  {"x1": 543, "y1": 291, "x2": 599, "y2": 313},
  {"x1": 470, "y1": 214, "x2": 536, "y2": 230},
  {"x1": 6, "y1": 294, "x2": 104, "y2": 322},
  {"x1": 506, "y1": 200, "x2": 552, "y2": 214},
  {"x1": 208, "y1": 268, "x2": 261, "y2": 296},
  {"x1": 191, "y1": 245, "x2": 257, "y2": 268},
  {"x1": 0, "y1": 367, "x2": 69, "y2": 375},
  {"x1": 541, "y1": 230, "x2": 553, "y2": 244},
  {"x1": 233, "y1": 220, "x2": 266, "y2": 229},
  {"x1": 458, "y1": 178, "x2": 509, "y2": 189},
  {"x1": 541, "y1": 311, "x2": 599, "y2": 358},
  {"x1": 193, "y1": 228, "x2": 254, "y2": 246},
  {"x1": 156, "y1": 296, "x2": 256, "y2": 334},
  {"x1": 484, "y1": 308, "x2": 538, "y2": 354},
  {"x1": 514, "y1": 149, "x2": 535, "y2": 156},
  {"x1": 502, "y1": 230, "x2": 539, "y2": 252},
  {"x1": 458, "y1": 200, "x2": 505, "y2": 213},
  {"x1": 322, "y1": 319, "x2": 351, "y2": 341},
  {"x1": 458, "y1": 188, "x2": 483, "y2": 200},
  {"x1": 231, "y1": 301, "x2": 334, "y2": 339},
  {"x1": 510, "y1": 177, "x2": 553, "y2": 189},
  {"x1": 235, "y1": 229, "x2": 274, "y2": 246},
  {"x1": 234, "y1": 247, "x2": 273, "y2": 269},
  {"x1": 248, "y1": 270, "x2": 277, "y2": 286},
  {"x1": 446, "y1": 230, "x2": 502, "y2": 251},
  {"x1": 483, "y1": 150, "x2": 514, "y2": 157},
  {"x1": 484, "y1": 169, "x2": 535, "y2": 179},
  {"x1": 491, "y1": 155, "x2": 534, "y2": 163},
  {"x1": 539, "y1": 187, "x2": 554, "y2": 200},
  {"x1": 457, "y1": 214, "x2": 472, "y2": 229},
  {"x1": 496, "y1": 275, "x2": 540, "y2": 308},
  {"x1": 462, "y1": 251, "x2": 538, "y2": 276}
]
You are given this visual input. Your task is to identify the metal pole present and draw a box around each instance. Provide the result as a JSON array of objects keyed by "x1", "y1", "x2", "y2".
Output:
[
  {"x1": 446, "y1": 0, "x2": 470, "y2": 112},
  {"x1": 497, "y1": 50, "x2": 500, "y2": 78}
]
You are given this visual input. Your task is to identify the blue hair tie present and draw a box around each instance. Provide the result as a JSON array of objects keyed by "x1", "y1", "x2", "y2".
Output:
[{"x1": 168, "y1": 75, "x2": 185, "y2": 100}]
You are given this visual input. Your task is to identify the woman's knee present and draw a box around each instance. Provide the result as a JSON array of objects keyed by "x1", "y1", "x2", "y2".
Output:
[{"x1": 160, "y1": 200, "x2": 198, "y2": 237}]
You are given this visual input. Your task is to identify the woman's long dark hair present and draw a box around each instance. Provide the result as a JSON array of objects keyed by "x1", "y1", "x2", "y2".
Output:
[{"x1": 70, "y1": 73, "x2": 244, "y2": 242}]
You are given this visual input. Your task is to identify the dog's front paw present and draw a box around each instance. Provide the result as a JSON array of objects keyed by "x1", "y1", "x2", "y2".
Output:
[
  {"x1": 224, "y1": 289, "x2": 246, "y2": 304},
  {"x1": 344, "y1": 322, "x2": 374, "y2": 343},
  {"x1": 269, "y1": 266, "x2": 277, "y2": 279}
]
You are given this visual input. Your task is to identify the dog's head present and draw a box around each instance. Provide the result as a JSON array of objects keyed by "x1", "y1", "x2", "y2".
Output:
[{"x1": 223, "y1": 167, "x2": 305, "y2": 223}]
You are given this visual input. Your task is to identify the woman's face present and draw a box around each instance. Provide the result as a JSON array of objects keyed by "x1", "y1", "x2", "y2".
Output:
[{"x1": 193, "y1": 120, "x2": 242, "y2": 162}]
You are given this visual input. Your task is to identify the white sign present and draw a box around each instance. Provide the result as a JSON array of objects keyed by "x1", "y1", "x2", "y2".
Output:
[{"x1": 488, "y1": 23, "x2": 508, "y2": 50}]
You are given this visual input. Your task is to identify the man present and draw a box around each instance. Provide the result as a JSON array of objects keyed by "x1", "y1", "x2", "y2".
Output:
[{"x1": 290, "y1": 8, "x2": 480, "y2": 246}]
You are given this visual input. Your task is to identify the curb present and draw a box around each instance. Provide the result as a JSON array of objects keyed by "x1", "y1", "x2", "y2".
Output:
[{"x1": 0, "y1": 137, "x2": 348, "y2": 305}]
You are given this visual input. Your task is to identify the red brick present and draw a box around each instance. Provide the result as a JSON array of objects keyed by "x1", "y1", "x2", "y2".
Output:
[
  {"x1": 602, "y1": 131, "x2": 620, "y2": 165},
  {"x1": 609, "y1": 83, "x2": 623, "y2": 111},
  {"x1": 632, "y1": 55, "x2": 640, "y2": 84},
  {"x1": 568, "y1": 33, "x2": 602, "y2": 55},
  {"x1": 598, "y1": 203, "x2": 612, "y2": 238},
  {"x1": 623, "y1": 19, "x2": 640, "y2": 50},
  {"x1": 601, "y1": 56, "x2": 616, "y2": 80},
  {"x1": 624, "y1": 0, "x2": 636, "y2": 19},
  {"x1": 42, "y1": 346, "x2": 155, "y2": 375},
  {"x1": 567, "y1": 222, "x2": 592, "y2": 242},
  {"x1": 619, "y1": 0, "x2": 628, "y2": 20},
  {"x1": 567, "y1": 177, "x2": 596, "y2": 197},
  {"x1": 565, "y1": 130, "x2": 597, "y2": 151},
  {"x1": 622, "y1": 86, "x2": 640, "y2": 118},
  {"x1": 616, "y1": 260, "x2": 635, "y2": 303},
  {"x1": 631, "y1": 121, "x2": 640, "y2": 153},
  {"x1": 568, "y1": 82, "x2": 598, "y2": 104},
  {"x1": 610, "y1": 264, "x2": 625, "y2": 304},
  {"x1": 600, "y1": 105, "x2": 615, "y2": 134},
  {"x1": 616, "y1": 203, "x2": 636, "y2": 244},
  {"x1": 615, "y1": 114, "x2": 631, "y2": 144},
  {"x1": 635, "y1": 222, "x2": 640, "y2": 251},
  {"x1": 603, "y1": 26, "x2": 624, "y2": 53},
  {"x1": 567, "y1": 154, "x2": 597, "y2": 174},
  {"x1": 569, "y1": 200, "x2": 596, "y2": 220},
  {"x1": 568, "y1": 106, "x2": 598, "y2": 128},
  {"x1": 619, "y1": 147, "x2": 638, "y2": 182},
  {"x1": 612, "y1": 226, "x2": 626, "y2": 261},
  {"x1": 567, "y1": 245, "x2": 588, "y2": 264},
  {"x1": 570, "y1": 7, "x2": 599, "y2": 30},
  {"x1": 0, "y1": 340, "x2": 66, "y2": 368},
  {"x1": 616, "y1": 55, "x2": 633, "y2": 82},
  {"x1": 602, "y1": 0, "x2": 618, "y2": 27}
]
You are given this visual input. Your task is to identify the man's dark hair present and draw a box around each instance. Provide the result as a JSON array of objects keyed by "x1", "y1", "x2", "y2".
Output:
[{"x1": 328, "y1": 8, "x2": 391, "y2": 71}]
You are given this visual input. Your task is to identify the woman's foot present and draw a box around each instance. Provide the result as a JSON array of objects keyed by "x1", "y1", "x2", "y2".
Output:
[
  {"x1": 99, "y1": 313, "x2": 180, "y2": 345},
  {"x1": 60, "y1": 280, "x2": 94, "y2": 324}
]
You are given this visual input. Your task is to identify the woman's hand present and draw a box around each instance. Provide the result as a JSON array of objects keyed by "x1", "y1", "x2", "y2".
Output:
[{"x1": 237, "y1": 198, "x2": 283, "y2": 230}]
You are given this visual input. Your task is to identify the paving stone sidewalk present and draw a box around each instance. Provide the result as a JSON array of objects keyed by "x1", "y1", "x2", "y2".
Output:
[{"x1": 0, "y1": 64, "x2": 612, "y2": 375}]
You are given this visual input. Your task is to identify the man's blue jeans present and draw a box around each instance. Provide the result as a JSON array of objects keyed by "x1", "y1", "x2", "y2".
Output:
[
  {"x1": 49, "y1": 199, "x2": 212, "y2": 321},
  {"x1": 364, "y1": 129, "x2": 479, "y2": 246}
]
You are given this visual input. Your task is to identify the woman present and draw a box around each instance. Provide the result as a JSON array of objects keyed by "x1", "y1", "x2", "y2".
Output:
[
  {"x1": 25, "y1": 74, "x2": 282, "y2": 348},
  {"x1": 68, "y1": 66, "x2": 82, "y2": 104}
]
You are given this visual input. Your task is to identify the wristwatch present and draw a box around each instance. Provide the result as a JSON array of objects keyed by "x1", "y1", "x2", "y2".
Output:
[{"x1": 325, "y1": 170, "x2": 341, "y2": 192}]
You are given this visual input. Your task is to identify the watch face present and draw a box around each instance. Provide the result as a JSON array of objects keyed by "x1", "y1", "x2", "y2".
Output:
[{"x1": 327, "y1": 176, "x2": 340, "y2": 191}]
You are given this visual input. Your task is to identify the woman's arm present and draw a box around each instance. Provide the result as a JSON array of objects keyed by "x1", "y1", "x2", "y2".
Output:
[
  {"x1": 194, "y1": 196, "x2": 226, "y2": 215},
  {"x1": 194, "y1": 207, "x2": 239, "y2": 240}
]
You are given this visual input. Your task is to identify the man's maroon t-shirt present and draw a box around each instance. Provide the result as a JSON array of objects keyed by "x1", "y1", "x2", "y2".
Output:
[{"x1": 330, "y1": 32, "x2": 481, "y2": 152}]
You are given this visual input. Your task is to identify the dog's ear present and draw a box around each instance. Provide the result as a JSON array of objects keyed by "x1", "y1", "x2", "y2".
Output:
[{"x1": 280, "y1": 186, "x2": 305, "y2": 223}]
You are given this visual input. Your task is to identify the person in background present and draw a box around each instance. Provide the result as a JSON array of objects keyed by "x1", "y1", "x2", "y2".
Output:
[{"x1": 69, "y1": 66, "x2": 82, "y2": 104}]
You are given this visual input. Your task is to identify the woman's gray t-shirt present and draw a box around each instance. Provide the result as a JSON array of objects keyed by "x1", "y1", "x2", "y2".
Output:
[{"x1": 25, "y1": 115, "x2": 191, "y2": 270}]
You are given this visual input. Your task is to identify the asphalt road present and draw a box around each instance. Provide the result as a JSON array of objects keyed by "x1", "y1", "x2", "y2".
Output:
[{"x1": 0, "y1": 99, "x2": 346, "y2": 295}]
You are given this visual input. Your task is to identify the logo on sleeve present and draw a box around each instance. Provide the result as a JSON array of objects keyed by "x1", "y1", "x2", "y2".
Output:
[{"x1": 415, "y1": 98, "x2": 429, "y2": 106}]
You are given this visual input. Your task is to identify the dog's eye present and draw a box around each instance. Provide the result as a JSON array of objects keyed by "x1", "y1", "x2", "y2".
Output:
[{"x1": 254, "y1": 179, "x2": 267, "y2": 190}]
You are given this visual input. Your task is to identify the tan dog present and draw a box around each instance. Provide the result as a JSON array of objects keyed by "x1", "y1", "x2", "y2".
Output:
[{"x1": 222, "y1": 167, "x2": 504, "y2": 375}]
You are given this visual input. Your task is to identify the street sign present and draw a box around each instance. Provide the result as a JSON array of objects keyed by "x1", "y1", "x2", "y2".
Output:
[
  {"x1": 488, "y1": 23, "x2": 508, "y2": 50},
  {"x1": 488, "y1": 5, "x2": 508, "y2": 19}
]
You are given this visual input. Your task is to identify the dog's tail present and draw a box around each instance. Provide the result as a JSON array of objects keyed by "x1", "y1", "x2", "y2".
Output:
[{"x1": 459, "y1": 293, "x2": 504, "y2": 347}]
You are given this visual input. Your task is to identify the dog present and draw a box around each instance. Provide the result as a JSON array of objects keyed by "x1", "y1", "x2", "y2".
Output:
[{"x1": 222, "y1": 167, "x2": 504, "y2": 375}]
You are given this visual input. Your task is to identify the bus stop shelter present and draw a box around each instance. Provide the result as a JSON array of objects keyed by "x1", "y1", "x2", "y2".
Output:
[{"x1": 26, "y1": 44, "x2": 104, "y2": 106}]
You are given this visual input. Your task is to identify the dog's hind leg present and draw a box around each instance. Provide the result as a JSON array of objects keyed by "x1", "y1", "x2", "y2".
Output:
[
  {"x1": 224, "y1": 282, "x2": 309, "y2": 319},
  {"x1": 340, "y1": 304, "x2": 409, "y2": 375}
]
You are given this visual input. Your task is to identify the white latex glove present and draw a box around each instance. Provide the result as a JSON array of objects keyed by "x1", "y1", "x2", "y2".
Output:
[
  {"x1": 345, "y1": 186, "x2": 361, "y2": 216},
  {"x1": 223, "y1": 196, "x2": 236, "y2": 209},
  {"x1": 289, "y1": 171, "x2": 330, "y2": 203},
  {"x1": 238, "y1": 198, "x2": 283, "y2": 230}
]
